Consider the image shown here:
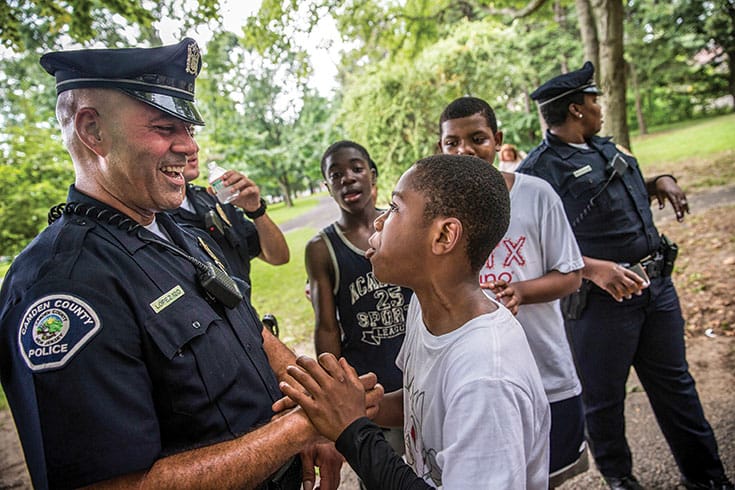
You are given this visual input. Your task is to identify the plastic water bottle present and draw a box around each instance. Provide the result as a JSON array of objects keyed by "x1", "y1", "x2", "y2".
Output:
[{"x1": 208, "y1": 162, "x2": 239, "y2": 204}]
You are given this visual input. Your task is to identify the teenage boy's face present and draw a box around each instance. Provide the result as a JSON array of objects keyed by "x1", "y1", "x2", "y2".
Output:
[
  {"x1": 439, "y1": 113, "x2": 503, "y2": 165},
  {"x1": 323, "y1": 147, "x2": 376, "y2": 212},
  {"x1": 367, "y1": 166, "x2": 428, "y2": 286}
]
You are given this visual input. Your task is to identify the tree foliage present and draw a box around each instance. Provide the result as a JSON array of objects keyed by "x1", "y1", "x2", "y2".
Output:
[
  {"x1": 336, "y1": 15, "x2": 582, "y2": 191},
  {"x1": 0, "y1": 0, "x2": 223, "y2": 51},
  {"x1": 0, "y1": 0, "x2": 732, "y2": 258}
]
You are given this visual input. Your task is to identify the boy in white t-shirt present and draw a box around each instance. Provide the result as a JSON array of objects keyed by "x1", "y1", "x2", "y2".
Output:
[
  {"x1": 437, "y1": 96, "x2": 587, "y2": 487},
  {"x1": 279, "y1": 154, "x2": 550, "y2": 489}
]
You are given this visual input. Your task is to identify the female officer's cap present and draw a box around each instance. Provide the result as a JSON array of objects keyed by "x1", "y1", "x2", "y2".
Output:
[
  {"x1": 531, "y1": 61, "x2": 603, "y2": 107},
  {"x1": 40, "y1": 38, "x2": 205, "y2": 126}
]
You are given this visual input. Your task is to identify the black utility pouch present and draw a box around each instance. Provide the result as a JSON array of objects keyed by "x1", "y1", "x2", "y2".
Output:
[
  {"x1": 203, "y1": 209, "x2": 225, "y2": 240},
  {"x1": 660, "y1": 234, "x2": 679, "y2": 277},
  {"x1": 561, "y1": 280, "x2": 592, "y2": 320}
]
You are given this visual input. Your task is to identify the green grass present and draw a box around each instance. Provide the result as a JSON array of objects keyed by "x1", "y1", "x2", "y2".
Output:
[
  {"x1": 250, "y1": 226, "x2": 318, "y2": 350},
  {"x1": 631, "y1": 113, "x2": 735, "y2": 169},
  {"x1": 0, "y1": 261, "x2": 10, "y2": 279}
]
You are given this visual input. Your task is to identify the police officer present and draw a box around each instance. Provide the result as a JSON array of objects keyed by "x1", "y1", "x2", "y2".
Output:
[
  {"x1": 0, "y1": 38, "x2": 380, "y2": 489},
  {"x1": 168, "y1": 147, "x2": 289, "y2": 299},
  {"x1": 518, "y1": 62, "x2": 733, "y2": 490}
]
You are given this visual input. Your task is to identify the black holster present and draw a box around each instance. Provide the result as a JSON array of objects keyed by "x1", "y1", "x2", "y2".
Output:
[
  {"x1": 561, "y1": 280, "x2": 592, "y2": 320},
  {"x1": 660, "y1": 233, "x2": 678, "y2": 277},
  {"x1": 259, "y1": 456, "x2": 302, "y2": 490}
]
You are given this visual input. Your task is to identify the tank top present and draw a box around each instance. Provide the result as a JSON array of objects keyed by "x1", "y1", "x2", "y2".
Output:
[{"x1": 320, "y1": 223, "x2": 411, "y2": 392}]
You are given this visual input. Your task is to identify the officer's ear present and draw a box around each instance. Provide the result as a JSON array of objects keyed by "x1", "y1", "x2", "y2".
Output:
[
  {"x1": 568, "y1": 103, "x2": 583, "y2": 120},
  {"x1": 75, "y1": 107, "x2": 109, "y2": 157}
]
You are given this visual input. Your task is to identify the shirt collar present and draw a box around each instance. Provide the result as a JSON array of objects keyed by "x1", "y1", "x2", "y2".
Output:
[{"x1": 544, "y1": 130, "x2": 613, "y2": 160}]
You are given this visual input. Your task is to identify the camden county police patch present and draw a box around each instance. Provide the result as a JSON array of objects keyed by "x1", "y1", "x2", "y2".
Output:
[{"x1": 18, "y1": 294, "x2": 101, "y2": 372}]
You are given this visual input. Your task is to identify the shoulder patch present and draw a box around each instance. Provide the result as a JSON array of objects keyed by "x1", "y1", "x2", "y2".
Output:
[
  {"x1": 18, "y1": 294, "x2": 101, "y2": 372},
  {"x1": 615, "y1": 144, "x2": 633, "y2": 156}
]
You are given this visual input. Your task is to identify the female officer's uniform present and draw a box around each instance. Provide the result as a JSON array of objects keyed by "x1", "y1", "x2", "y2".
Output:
[{"x1": 518, "y1": 63, "x2": 731, "y2": 489}]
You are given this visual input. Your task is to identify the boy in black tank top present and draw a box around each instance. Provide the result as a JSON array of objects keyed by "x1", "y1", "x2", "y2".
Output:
[{"x1": 305, "y1": 141, "x2": 412, "y2": 464}]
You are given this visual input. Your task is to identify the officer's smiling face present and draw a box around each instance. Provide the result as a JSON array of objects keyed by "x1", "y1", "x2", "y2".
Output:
[
  {"x1": 99, "y1": 93, "x2": 198, "y2": 223},
  {"x1": 439, "y1": 113, "x2": 503, "y2": 165}
]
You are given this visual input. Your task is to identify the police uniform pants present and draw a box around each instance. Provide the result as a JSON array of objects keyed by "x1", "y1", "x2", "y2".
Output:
[{"x1": 566, "y1": 276, "x2": 726, "y2": 483}]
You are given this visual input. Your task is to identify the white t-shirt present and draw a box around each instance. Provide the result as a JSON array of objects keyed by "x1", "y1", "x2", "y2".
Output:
[
  {"x1": 397, "y1": 293, "x2": 550, "y2": 489},
  {"x1": 478, "y1": 173, "x2": 584, "y2": 403}
]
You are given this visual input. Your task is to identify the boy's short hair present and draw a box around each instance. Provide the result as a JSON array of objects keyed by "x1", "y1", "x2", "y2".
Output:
[
  {"x1": 539, "y1": 92, "x2": 585, "y2": 127},
  {"x1": 410, "y1": 154, "x2": 510, "y2": 272},
  {"x1": 320, "y1": 140, "x2": 378, "y2": 178},
  {"x1": 439, "y1": 96, "x2": 498, "y2": 134}
]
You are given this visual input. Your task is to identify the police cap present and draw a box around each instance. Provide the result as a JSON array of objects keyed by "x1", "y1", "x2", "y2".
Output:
[
  {"x1": 40, "y1": 38, "x2": 205, "y2": 126},
  {"x1": 530, "y1": 61, "x2": 602, "y2": 107}
]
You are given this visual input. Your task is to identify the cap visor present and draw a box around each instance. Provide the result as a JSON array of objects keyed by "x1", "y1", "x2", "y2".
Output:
[
  {"x1": 582, "y1": 86, "x2": 602, "y2": 95},
  {"x1": 122, "y1": 89, "x2": 205, "y2": 125}
]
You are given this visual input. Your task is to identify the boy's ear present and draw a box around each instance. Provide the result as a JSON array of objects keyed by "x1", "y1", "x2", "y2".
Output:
[
  {"x1": 75, "y1": 107, "x2": 109, "y2": 157},
  {"x1": 494, "y1": 130, "x2": 504, "y2": 150},
  {"x1": 435, "y1": 141, "x2": 443, "y2": 155},
  {"x1": 323, "y1": 180, "x2": 333, "y2": 195},
  {"x1": 431, "y1": 217, "x2": 462, "y2": 257}
]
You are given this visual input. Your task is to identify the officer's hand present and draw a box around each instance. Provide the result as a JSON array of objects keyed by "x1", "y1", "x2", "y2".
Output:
[
  {"x1": 300, "y1": 442, "x2": 344, "y2": 490},
  {"x1": 652, "y1": 175, "x2": 689, "y2": 222},
  {"x1": 593, "y1": 261, "x2": 648, "y2": 302},
  {"x1": 482, "y1": 279, "x2": 520, "y2": 315},
  {"x1": 217, "y1": 170, "x2": 263, "y2": 213},
  {"x1": 279, "y1": 355, "x2": 383, "y2": 441}
]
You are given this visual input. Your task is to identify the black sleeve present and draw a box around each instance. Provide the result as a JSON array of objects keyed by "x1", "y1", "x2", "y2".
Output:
[{"x1": 335, "y1": 417, "x2": 432, "y2": 490}]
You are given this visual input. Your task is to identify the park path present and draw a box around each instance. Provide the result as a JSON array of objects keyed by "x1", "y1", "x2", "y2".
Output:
[{"x1": 280, "y1": 195, "x2": 340, "y2": 233}]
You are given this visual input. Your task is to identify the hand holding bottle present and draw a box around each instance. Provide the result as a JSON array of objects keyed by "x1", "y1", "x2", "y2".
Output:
[{"x1": 208, "y1": 162, "x2": 240, "y2": 204}]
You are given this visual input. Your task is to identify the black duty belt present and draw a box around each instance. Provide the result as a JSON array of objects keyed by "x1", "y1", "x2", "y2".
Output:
[
  {"x1": 639, "y1": 251, "x2": 666, "y2": 279},
  {"x1": 258, "y1": 456, "x2": 302, "y2": 490}
]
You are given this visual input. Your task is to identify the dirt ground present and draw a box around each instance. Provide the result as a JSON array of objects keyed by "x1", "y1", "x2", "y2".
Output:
[{"x1": 1, "y1": 186, "x2": 733, "y2": 489}]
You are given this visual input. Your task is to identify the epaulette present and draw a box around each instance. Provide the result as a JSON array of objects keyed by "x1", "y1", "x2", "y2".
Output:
[{"x1": 615, "y1": 144, "x2": 634, "y2": 157}]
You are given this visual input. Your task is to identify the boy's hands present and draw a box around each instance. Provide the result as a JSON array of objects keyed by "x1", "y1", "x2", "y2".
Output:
[
  {"x1": 279, "y1": 353, "x2": 384, "y2": 441},
  {"x1": 481, "y1": 279, "x2": 520, "y2": 315}
]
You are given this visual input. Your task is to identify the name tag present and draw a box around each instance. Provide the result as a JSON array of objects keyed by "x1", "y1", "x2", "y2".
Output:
[
  {"x1": 150, "y1": 285, "x2": 185, "y2": 313},
  {"x1": 573, "y1": 165, "x2": 592, "y2": 178}
]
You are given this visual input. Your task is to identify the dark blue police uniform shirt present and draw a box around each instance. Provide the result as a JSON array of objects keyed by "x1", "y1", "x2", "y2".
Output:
[
  {"x1": 0, "y1": 186, "x2": 281, "y2": 489},
  {"x1": 168, "y1": 184, "x2": 261, "y2": 289},
  {"x1": 517, "y1": 131, "x2": 660, "y2": 264}
]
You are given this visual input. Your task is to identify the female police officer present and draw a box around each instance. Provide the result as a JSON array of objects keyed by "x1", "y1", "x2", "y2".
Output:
[{"x1": 518, "y1": 62, "x2": 732, "y2": 490}]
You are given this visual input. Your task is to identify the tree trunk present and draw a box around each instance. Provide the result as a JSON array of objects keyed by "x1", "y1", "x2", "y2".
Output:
[
  {"x1": 629, "y1": 61, "x2": 647, "y2": 135},
  {"x1": 575, "y1": 0, "x2": 599, "y2": 77},
  {"x1": 279, "y1": 177, "x2": 293, "y2": 207},
  {"x1": 728, "y1": 49, "x2": 735, "y2": 112},
  {"x1": 554, "y1": 0, "x2": 570, "y2": 73},
  {"x1": 523, "y1": 87, "x2": 541, "y2": 140},
  {"x1": 590, "y1": 0, "x2": 630, "y2": 148}
]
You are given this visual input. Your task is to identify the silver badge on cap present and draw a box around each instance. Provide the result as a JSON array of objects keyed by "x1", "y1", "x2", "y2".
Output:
[{"x1": 186, "y1": 42, "x2": 200, "y2": 75}]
